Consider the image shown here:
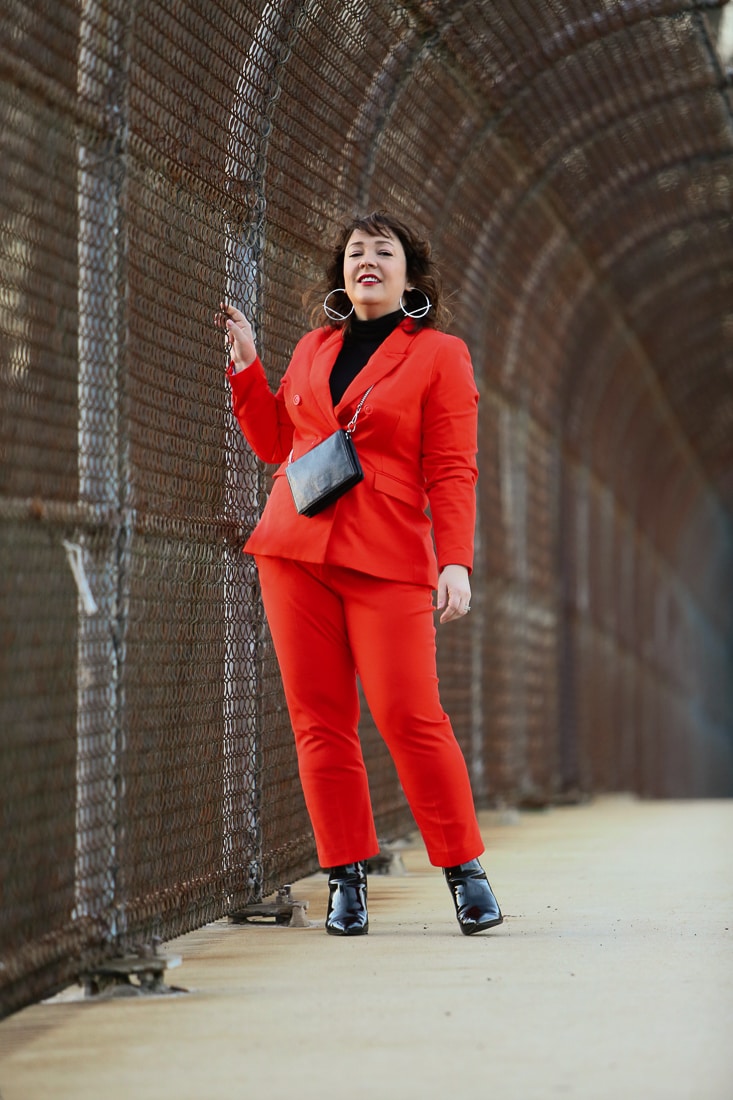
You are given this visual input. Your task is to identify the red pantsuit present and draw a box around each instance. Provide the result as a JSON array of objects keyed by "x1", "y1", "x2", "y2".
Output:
[
  {"x1": 256, "y1": 556, "x2": 483, "y2": 868},
  {"x1": 228, "y1": 318, "x2": 485, "y2": 870}
]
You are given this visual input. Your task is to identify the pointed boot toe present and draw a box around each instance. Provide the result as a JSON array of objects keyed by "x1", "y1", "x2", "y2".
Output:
[
  {"x1": 444, "y1": 858, "x2": 503, "y2": 935},
  {"x1": 325, "y1": 862, "x2": 369, "y2": 936}
]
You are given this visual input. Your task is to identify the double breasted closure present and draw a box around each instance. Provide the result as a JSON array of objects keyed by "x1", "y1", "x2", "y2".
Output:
[{"x1": 228, "y1": 319, "x2": 479, "y2": 587}]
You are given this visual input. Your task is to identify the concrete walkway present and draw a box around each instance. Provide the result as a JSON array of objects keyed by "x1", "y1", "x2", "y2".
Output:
[{"x1": 0, "y1": 796, "x2": 731, "y2": 1100}]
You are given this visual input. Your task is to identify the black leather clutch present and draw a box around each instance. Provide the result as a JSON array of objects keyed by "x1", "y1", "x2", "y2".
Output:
[{"x1": 286, "y1": 429, "x2": 364, "y2": 517}]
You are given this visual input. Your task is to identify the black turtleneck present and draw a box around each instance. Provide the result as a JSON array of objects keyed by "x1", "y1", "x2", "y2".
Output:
[{"x1": 329, "y1": 309, "x2": 404, "y2": 405}]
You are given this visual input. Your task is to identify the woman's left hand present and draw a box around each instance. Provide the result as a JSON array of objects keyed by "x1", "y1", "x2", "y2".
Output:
[{"x1": 436, "y1": 564, "x2": 472, "y2": 623}]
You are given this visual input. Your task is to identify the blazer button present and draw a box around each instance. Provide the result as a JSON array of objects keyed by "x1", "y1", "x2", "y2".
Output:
[{"x1": 292, "y1": 394, "x2": 302, "y2": 405}]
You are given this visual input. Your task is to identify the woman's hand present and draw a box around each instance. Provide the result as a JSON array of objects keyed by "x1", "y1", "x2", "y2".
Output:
[
  {"x1": 436, "y1": 564, "x2": 472, "y2": 624},
  {"x1": 217, "y1": 301, "x2": 257, "y2": 372}
]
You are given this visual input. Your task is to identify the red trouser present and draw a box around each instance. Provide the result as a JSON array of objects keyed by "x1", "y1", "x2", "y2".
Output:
[{"x1": 255, "y1": 556, "x2": 484, "y2": 869}]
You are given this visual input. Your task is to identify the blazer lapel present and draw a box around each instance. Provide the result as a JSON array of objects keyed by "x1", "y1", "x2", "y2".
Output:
[
  {"x1": 308, "y1": 328, "x2": 345, "y2": 427},
  {"x1": 335, "y1": 321, "x2": 420, "y2": 413}
]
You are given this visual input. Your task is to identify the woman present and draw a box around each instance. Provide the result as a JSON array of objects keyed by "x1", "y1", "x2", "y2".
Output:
[{"x1": 219, "y1": 211, "x2": 502, "y2": 936}]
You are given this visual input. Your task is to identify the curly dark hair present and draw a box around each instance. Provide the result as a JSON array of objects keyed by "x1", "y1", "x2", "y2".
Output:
[{"x1": 304, "y1": 211, "x2": 450, "y2": 333}]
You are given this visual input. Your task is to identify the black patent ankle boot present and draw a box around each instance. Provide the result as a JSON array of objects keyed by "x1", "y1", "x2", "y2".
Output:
[
  {"x1": 444, "y1": 858, "x2": 503, "y2": 935},
  {"x1": 325, "y1": 862, "x2": 368, "y2": 936}
]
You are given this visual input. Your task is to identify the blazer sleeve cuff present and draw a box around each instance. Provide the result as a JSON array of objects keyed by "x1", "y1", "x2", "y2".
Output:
[
  {"x1": 437, "y1": 552, "x2": 474, "y2": 575},
  {"x1": 226, "y1": 356, "x2": 264, "y2": 387}
]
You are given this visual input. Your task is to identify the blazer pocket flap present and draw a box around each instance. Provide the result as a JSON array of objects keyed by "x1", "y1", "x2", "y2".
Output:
[{"x1": 373, "y1": 470, "x2": 426, "y2": 510}]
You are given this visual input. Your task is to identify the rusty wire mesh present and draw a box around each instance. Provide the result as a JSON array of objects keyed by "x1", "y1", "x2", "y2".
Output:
[{"x1": 2, "y1": 0, "x2": 733, "y2": 1017}]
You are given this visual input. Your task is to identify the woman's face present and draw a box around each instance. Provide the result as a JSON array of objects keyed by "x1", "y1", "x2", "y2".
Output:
[{"x1": 343, "y1": 228, "x2": 409, "y2": 320}]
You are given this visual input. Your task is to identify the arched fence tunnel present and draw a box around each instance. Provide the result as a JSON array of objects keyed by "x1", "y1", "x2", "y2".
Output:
[{"x1": 1, "y1": 0, "x2": 732, "y2": 1016}]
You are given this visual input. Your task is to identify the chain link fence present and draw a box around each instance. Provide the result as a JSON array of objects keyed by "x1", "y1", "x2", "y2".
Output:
[{"x1": 2, "y1": 0, "x2": 732, "y2": 1017}]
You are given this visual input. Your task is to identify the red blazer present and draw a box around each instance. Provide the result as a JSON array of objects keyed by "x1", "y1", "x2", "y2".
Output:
[{"x1": 228, "y1": 319, "x2": 479, "y2": 587}]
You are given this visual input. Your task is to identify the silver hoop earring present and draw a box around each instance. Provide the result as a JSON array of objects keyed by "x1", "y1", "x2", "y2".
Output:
[
  {"x1": 323, "y1": 288, "x2": 354, "y2": 321},
  {"x1": 400, "y1": 288, "x2": 432, "y2": 319}
]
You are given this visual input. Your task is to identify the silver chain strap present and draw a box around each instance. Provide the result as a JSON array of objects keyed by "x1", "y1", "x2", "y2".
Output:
[{"x1": 345, "y1": 385, "x2": 374, "y2": 436}]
